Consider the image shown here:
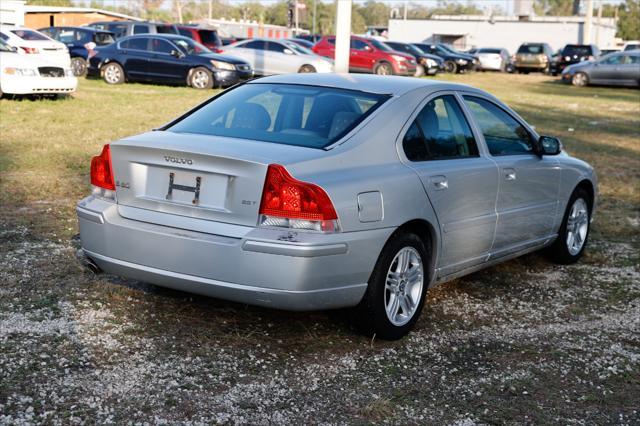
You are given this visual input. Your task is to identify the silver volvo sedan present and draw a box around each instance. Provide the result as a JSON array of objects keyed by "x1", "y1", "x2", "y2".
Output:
[{"x1": 77, "y1": 74, "x2": 597, "y2": 339}]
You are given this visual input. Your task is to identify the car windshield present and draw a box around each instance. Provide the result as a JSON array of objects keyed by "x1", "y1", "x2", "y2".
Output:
[
  {"x1": 0, "y1": 39, "x2": 14, "y2": 52},
  {"x1": 518, "y1": 45, "x2": 543, "y2": 54},
  {"x1": 167, "y1": 83, "x2": 390, "y2": 149},
  {"x1": 11, "y1": 29, "x2": 49, "y2": 41},
  {"x1": 562, "y1": 45, "x2": 591, "y2": 56},
  {"x1": 283, "y1": 41, "x2": 313, "y2": 55},
  {"x1": 369, "y1": 39, "x2": 392, "y2": 51},
  {"x1": 173, "y1": 37, "x2": 211, "y2": 55}
]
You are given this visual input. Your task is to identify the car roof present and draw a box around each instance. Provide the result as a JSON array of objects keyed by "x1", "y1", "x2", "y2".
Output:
[
  {"x1": 43, "y1": 26, "x2": 108, "y2": 33},
  {"x1": 249, "y1": 73, "x2": 479, "y2": 97}
]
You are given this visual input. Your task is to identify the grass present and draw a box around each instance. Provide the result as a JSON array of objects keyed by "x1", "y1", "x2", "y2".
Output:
[{"x1": 0, "y1": 74, "x2": 639, "y2": 423}]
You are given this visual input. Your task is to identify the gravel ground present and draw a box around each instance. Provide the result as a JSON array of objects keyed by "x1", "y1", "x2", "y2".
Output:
[{"x1": 1, "y1": 223, "x2": 638, "y2": 424}]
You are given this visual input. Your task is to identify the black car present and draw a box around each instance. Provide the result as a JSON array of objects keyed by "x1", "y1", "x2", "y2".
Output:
[
  {"x1": 87, "y1": 34, "x2": 253, "y2": 89},
  {"x1": 295, "y1": 34, "x2": 322, "y2": 44},
  {"x1": 39, "y1": 26, "x2": 115, "y2": 76},
  {"x1": 552, "y1": 44, "x2": 600, "y2": 75},
  {"x1": 383, "y1": 41, "x2": 443, "y2": 76},
  {"x1": 286, "y1": 38, "x2": 315, "y2": 50},
  {"x1": 87, "y1": 21, "x2": 178, "y2": 40},
  {"x1": 411, "y1": 43, "x2": 474, "y2": 73}
]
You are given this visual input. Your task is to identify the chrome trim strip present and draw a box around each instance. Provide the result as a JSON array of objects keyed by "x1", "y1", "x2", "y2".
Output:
[{"x1": 242, "y1": 240, "x2": 348, "y2": 257}]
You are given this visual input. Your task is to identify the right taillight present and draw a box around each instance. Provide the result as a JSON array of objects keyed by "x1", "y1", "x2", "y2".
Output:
[
  {"x1": 258, "y1": 164, "x2": 340, "y2": 233},
  {"x1": 20, "y1": 46, "x2": 39, "y2": 54},
  {"x1": 90, "y1": 144, "x2": 115, "y2": 196}
]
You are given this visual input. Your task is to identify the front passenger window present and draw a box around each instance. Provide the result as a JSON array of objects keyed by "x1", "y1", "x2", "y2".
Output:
[{"x1": 463, "y1": 96, "x2": 533, "y2": 156}]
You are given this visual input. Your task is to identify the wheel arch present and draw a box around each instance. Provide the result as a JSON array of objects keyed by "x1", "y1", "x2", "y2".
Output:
[
  {"x1": 187, "y1": 66, "x2": 215, "y2": 88},
  {"x1": 575, "y1": 179, "x2": 595, "y2": 210},
  {"x1": 373, "y1": 59, "x2": 394, "y2": 74},
  {"x1": 100, "y1": 59, "x2": 127, "y2": 81},
  {"x1": 388, "y1": 219, "x2": 439, "y2": 285}
]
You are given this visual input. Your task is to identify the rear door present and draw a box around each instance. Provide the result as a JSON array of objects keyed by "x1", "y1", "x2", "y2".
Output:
[
  {"x1": 399, "y1": 93, "x2": 499, "y2": 275},
  {"x1": 118, "y1": 37, "x2": 151, "y2": 79},
  {"x1": 462, "y1": 95, "x2": 560, "y2": 255},
  {"x1": 265, "y1": 41, "x2": 293, "y2": 74},
  {"x1": 618, "y1": 53, "x2": 640, "y2": 84},
  {"x1": 233, "y1": 40, "x2": 265, "y2": 74}
]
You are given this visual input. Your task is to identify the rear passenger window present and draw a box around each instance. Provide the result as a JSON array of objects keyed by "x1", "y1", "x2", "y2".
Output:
[
  {"x1": 133, "y1": 24, "x2": 150, "y2": 34},
  {"x1": 464, "y1": 96, "x2": 533, "y2": 156},
  {"x1": 403, "y1": 95, "x2": 479, "y2": 161},
  {"x1": 121, "y1": 38, "x2": 148, "y2": 51}
]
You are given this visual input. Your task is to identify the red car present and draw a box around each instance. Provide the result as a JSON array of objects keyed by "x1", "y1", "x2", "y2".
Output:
[
  {"x1": 176, "y1": 26, "x2": 224, "y2": 52},
  {"x1": 313, "y1": 35, "x2": 417, "y2": 76}
]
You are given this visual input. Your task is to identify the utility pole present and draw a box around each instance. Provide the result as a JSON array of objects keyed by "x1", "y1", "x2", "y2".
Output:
[
  {"x1": 312, "y1": 0, "x2": 317, "y2": 38},
  {"x1": 334, "y1": 0, "x2": 352, "y2": 73},
  {"x1": 295, "y1": 0, "x2": 299, "y2": 35},
  {"x1": 208, "y1": 0, "x2": 212, "y2": 21},
  {"x1": 595, "y1": 0, "x2": 602, "y2": 46},
  {"x1": 403, "y1": 0, "x2": 407, "y2": 20},
  {"x1": 584, "y1": 0, "x2": 593, "y2": 44}
]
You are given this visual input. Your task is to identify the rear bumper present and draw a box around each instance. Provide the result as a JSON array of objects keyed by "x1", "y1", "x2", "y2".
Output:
[
  {"x1": 0, "y1": 75, "x2": 77, "y2": 94},
  {"x1": 77, "y1": 196, "x2": 394, "y2": 311},
  {"x1": 515, "y1": 63, "x2": 548, "y2": 70}
]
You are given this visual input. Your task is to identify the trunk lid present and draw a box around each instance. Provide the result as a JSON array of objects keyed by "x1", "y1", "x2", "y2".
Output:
[{"x1": 109, "y1": 130, "x2": 323, "y2": 230}]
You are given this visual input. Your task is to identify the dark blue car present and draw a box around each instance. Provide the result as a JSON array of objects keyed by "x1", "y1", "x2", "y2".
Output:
[
  {"x1": 87, "y1": 34, "x2": 253, "y2": 89},
  {"x1": 39, "y1": 26, "x2": 115, "y2": 76}
]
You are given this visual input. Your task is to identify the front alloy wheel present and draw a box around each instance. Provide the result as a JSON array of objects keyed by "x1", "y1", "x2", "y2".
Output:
[
  {"x1": 189, "y1": 67, "x2": 214, "y2": 90},
  {"x1": 102, "y1": 63, "x2": 124, "y2": 84},
  {"x1": 572, "y1": 72, "x2": 588, "y2": 87},
  {"x1": 547, "y1": 187, "x2": 591, "y2": 264},
  {"x1": 71, "y1": 57, "x2": 87, "y2": 77}
]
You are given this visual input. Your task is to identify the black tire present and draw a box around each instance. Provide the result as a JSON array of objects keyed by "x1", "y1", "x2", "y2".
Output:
[
  {"x1": 373, "y1": 62, "x2": 393, "y2": 75},
  {"x1": 298, "y1": 64, "x2": 316, "y2": 73},
  {"x1": 71, "y1": 57, "x2": 87, "y2": 77},
  {"x1": 547, "y1": 187, "x2": 592, "y2": 264},
  {"x1": 101, "y1": 62, "x2": 125, "y2": 85},
  {"x1": 188, "y1": 67, "x2": 214, "y2": 90},
  {"x1": 354, "y1": 232, "x2": 430, "y2": 340},
  {"x1": 444, "y1": 60, "x2": 457, "y2": 73}
]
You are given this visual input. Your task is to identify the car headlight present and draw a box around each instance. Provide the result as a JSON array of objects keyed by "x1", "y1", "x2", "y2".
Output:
[
  {"x1": 455, "y1": 59, "x2": 468, "y2": 64},
  {"x1": 65, "y1": 68, "x2": 74, "y2": 77},
  {"x1": 426, "y1": 58, "x2": 437, "y2": 67},
  {"x1": 391, "y1": 55, "x2": 407, "y2": 62},
  {"x1": 3, "y1": 67, "x2": 37, "y2": 76},
  {"x1": 210, "y1": 60, "x2": 235, "y2": 71}
]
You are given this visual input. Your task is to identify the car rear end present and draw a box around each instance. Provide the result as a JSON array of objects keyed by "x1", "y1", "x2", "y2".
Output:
[
  {"x1": 558, "y1": 45, "x2": 595, "y2": 73},
  {"x1": 477, "y1": 49, "x2": 504, "y2": 71},
  {"x1": 76, "y1": 82, "x2": 394, "y2": 311},
  {"x1": 515, "y1": 44, "x2": 549, "y2": 72}
]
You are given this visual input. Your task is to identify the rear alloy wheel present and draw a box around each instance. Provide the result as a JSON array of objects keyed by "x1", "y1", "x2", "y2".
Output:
[
  {"x1": 443, "y1": 60, "x2": 457, "y2": 73},
  {"x1": 101, "y1": 63, "x2": 124, "y2": 85},
  {"x1": 572, "y1": 72, "x2": 589, "y2": 87},
  {"x1": 374, "y1": 62, "x2": 393, "y2": 75},
  {"x1": 354, "y1": 232, "x2": 429, "y2": 340},
  {"x1": 189, "y1": 67, "x2": 214, "y2": 90},
  {"x1": 298, "y1": 64, "x2": 316, "y2": 73},
  {"x1": 71, "y1": 57, "x2": 87, "y2": 77},
  {"x1": 547, "y1": 187, "x2": 591, "y2": 264}
]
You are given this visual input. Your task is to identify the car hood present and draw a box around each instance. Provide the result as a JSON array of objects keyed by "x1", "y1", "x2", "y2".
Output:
[
  {"x1": 195, "y1": 52, "x2": 248, "y2": 64},
  {"x1": 563, "y1": 60, "x2": 595, "y2": 73}
]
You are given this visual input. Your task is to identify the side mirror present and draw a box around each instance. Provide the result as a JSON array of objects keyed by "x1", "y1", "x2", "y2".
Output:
[
  {"x1": 538, "y1": 136, "x2": 562, "y2": 155},
  {"x1": 283, "y1": 48, "x2": 294, "y2": 55},
  {"x1": 363, "y1": 45, "x2": 372, "y2": 51},
  {"x1": 170, "y1": 49, "x2": 183, "y2": 58},
  {"x1": 11, "y1": 45, "x2": 18, "y2": 53}
]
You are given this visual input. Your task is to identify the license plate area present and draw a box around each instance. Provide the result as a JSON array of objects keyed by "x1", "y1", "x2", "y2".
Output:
[{"x1": 142, "y1": 166, "x2": 229, "y2": 210}]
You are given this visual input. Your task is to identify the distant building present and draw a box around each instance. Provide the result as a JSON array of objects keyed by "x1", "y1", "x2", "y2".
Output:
[
  {"x1": 23, "y1": 5, "x2": 141, "y2": 29},
  {"x1": 388, "y1": 15, "x2": 618, "y2": 52},
  {"x1": 1, "y1": 0, "x2": 26, "y2": 26},
  {"x1": 194, "y1": 18, "x2": 295, "y2": 40}
]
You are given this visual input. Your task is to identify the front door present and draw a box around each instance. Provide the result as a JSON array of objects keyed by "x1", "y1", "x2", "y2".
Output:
[
  {"x1": 462, "y1": 95, "x2": 561, "y2": 256},
  {"x1": 148, "y1": 38, "x2": 188, "y2": 82},
  {"x1": 400, "y1": 93, "x2": 499, "y2": 276},
  {"x1": 350, "y1": 39, "x2": 376, "y2": 72}
]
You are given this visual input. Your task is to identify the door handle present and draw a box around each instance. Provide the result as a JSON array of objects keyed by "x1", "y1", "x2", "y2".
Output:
[
  {"x1": 429, "y1": 175, "x2": 448, "y2": 190},
  {"x1": 503, "y1": 168, "x2": 516, "y2": 181}
]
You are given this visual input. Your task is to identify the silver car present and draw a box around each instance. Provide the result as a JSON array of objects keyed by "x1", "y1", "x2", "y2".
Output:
[
  {"x1": 77, "y1": 74, "x2": 597, "y2": 339},
  {"x1": 222, "y1": 38, "x2": 333, "y2": 75}
]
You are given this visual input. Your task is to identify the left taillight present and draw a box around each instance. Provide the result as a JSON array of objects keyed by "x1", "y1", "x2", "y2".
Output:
[
  {"x1": 258, "y1": 164, "x2": 340, "y2": 233},
  {"x1": 20, "y1": 46, "x2": 39, "y2": 54},
  {"x1": 90, "y1": 144, "x2": 115, "y2": 192}
]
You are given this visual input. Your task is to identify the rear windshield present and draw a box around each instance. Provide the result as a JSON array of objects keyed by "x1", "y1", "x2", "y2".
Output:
[
  {"x1": 157, "y1": 24, "x2": 177, "y2": 34},
  {"x1": 94, "y1": 32, "x2": 115, "y2": 45},
  {"x1": 478, "y1": 48, "x2": 502, "y2": 54},
  {"x1": 167, "y1": 83, "x2": 390, "y2": 149},
  {"x1": 562, "y1": 45, "x2": 591, "y2": 56},
  {"x1": 199, "y1": 29, "x2": 220, "y2": 45},
  {"x1": 11, "y1": 29, "x2": 49, "y2": 41},
  {"x1": 518, "y1": 44, "x2": 543, "y2": 54}
]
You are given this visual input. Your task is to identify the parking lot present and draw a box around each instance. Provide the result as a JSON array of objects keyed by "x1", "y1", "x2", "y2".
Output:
[{"x1": 1, "y1": 73, "x2": 639, "y2": 424}]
